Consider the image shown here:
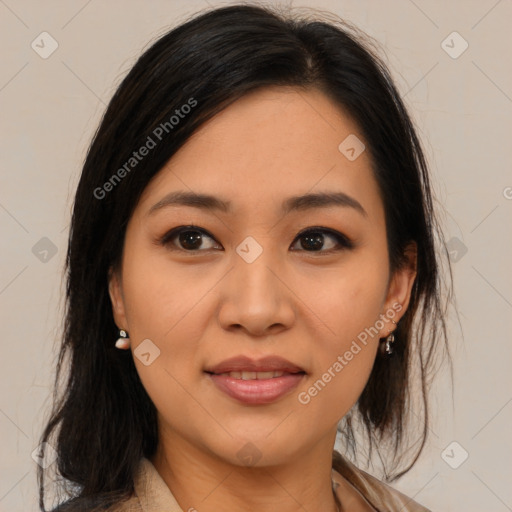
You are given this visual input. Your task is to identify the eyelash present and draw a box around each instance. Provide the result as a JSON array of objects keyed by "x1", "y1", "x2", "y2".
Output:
[{"x1": 157, "y1": 224, "x2": 355, "y2": 254}]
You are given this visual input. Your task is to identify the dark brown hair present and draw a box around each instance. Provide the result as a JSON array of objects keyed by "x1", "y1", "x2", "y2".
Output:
[{"x1": 38, "y1": 4, "x2": 452, "y2": 511}]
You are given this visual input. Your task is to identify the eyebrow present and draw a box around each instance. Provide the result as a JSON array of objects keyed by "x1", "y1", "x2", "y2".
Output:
[{"x1": 147, "y1": 190, "x2": 367, "y2": 217}]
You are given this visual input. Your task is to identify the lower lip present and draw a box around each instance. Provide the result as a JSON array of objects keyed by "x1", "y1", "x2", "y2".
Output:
[{"x1": 207, "y1": 372, "x2": 306, "y2": 405}]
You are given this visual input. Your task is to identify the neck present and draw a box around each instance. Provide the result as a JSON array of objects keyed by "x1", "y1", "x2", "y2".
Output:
[{"x1": 150, "y1": 431, "x2": 340, "y2": 512}]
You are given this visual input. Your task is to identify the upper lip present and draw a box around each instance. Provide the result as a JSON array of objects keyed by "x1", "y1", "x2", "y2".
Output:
[{"x1": 205, "y1": 355, "x2": 306, "y2": 374}]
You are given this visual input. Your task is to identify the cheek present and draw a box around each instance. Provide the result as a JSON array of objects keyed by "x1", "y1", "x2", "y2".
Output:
[
  {"x1": 120, "y1": 249, "x2": 209, "y2": 416},
  {"x1": 299, "y1": 256, "x2": 388, "y2": 409},
  {"x1": 121, "y1": 243, "x2": 206, "y2": 337},
  {"x1": 120, "y1": 243, "x2": 217, "y2": 394},
  {"x1": 297, "y1": 284, "x2": 383, "y2": 424},
  {"x1": 311, "y1": 255, "x2": 389, "y2": 344}
]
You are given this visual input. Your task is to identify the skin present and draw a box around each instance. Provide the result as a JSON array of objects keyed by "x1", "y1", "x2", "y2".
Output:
[{"x1": 109, "y1": 86, "x2": 417, "y2": 512}]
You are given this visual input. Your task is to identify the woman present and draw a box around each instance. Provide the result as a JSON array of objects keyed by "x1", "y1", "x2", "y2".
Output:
[{"x1": 38, "y1": 4, "x2": 452, "y2": 511}]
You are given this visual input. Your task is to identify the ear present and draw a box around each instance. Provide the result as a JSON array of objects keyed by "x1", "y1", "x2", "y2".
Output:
[
  {"x1": 378, "y1": 241, "x2": 417, "y2": 338},
  {"x1": 108, "y1": 266, "x2": 128, "y2": 330}
]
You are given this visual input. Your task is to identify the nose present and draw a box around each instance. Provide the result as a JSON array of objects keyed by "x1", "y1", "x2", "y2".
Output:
[{"x1": 217, "y1": 245, "x2": 296, "y2": 337}]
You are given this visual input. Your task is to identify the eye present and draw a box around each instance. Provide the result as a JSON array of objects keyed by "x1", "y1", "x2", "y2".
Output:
[
  {"x1": 159, "y1": 225, "x2": 221, "y2": 252},
  {"x1": 290, "y1": 227, "x2": 354, "y2": 253},
  {"x1": 158, "y1": 225, "x2": 354, "y2": 253}
]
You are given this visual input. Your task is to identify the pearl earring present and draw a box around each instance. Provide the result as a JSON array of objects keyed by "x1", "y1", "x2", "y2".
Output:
[{"x1": 115, "y1": 329, "x2": 130, "y2": 350}]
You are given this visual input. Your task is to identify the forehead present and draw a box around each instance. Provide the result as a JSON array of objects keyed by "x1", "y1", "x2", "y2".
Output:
[{"x1": 137, "y1": 86, "x2": 383, "y2": 220}]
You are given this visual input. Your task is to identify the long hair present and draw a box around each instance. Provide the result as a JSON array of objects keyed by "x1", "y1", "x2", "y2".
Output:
[{"x1": 38, "y1": 4, "x2": 453, "y2": 511}]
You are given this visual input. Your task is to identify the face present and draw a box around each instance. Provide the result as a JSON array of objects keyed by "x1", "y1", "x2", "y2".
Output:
[{"x1": 109, "y1": 86, "x2": 416, "y2": 468}]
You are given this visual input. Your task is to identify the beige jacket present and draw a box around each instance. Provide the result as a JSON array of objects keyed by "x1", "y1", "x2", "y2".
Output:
[{"x1": 105, "y1": 455, "x2": 431, "y2": 512}]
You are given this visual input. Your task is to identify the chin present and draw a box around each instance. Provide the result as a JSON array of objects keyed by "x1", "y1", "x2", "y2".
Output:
[{"x1": 207, "y1": 433, "x2": 304, "y2": 470}]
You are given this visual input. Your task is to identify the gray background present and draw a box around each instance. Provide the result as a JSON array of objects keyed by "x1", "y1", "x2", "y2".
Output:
[{"x1": 1, "y1": 0, "x2": 511, "y2": 510}]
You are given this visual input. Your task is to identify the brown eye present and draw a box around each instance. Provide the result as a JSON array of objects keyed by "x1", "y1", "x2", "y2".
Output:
[
  {"x1": 158, "y1": 225, "x2": 354, "y2": 254},
  {"x1": 160, "y1": 225, "x2": 221, "y2": 252},
  {"x1": 290, "y1": 228, "x2": 354, "y2": 253}
]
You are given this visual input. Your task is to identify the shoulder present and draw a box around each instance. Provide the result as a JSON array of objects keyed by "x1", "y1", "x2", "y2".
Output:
[
  {"x1": 49, "y1": 495, "x2": 142, "y2": 512},
  {"x1": 48, "y1": 487, "x2": 142, "y2": 512},
  {"x1": 332, "y1": 451, "x2": 432, "y2": 512},
  {"x1": 51, "y1": 457, "x2": 179, "y2": 512}
]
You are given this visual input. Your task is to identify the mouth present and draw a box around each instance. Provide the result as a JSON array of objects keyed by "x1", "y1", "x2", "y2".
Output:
[
  {"x1": 205, "y1": 371, "x2": 306, "y2": 404},
  {"x1": 205, "y1": 369, "x2": 306, "y2": 380},
  {"x1": 204, "y1": 354, "x2": 307, "y2": 376},
  {"x1": 204, "y1": 355, "x2": 307, "y2": 404}
]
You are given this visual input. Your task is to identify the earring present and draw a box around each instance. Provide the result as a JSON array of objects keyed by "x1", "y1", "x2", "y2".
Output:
[
  {"x1": 115, "y1": 329, "x2": 130, "y2": 350},
  {"x1": 382, "y1": 320, "x2": 397, "y2": 355}
]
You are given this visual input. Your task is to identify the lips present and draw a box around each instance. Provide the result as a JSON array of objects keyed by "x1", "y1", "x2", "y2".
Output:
[
  {"x1": 205, "y1": 355, "x2": 306, "y2": 375},
  {"x1": 205, "y1": 355, "x2": 306, "y2": 405}
]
